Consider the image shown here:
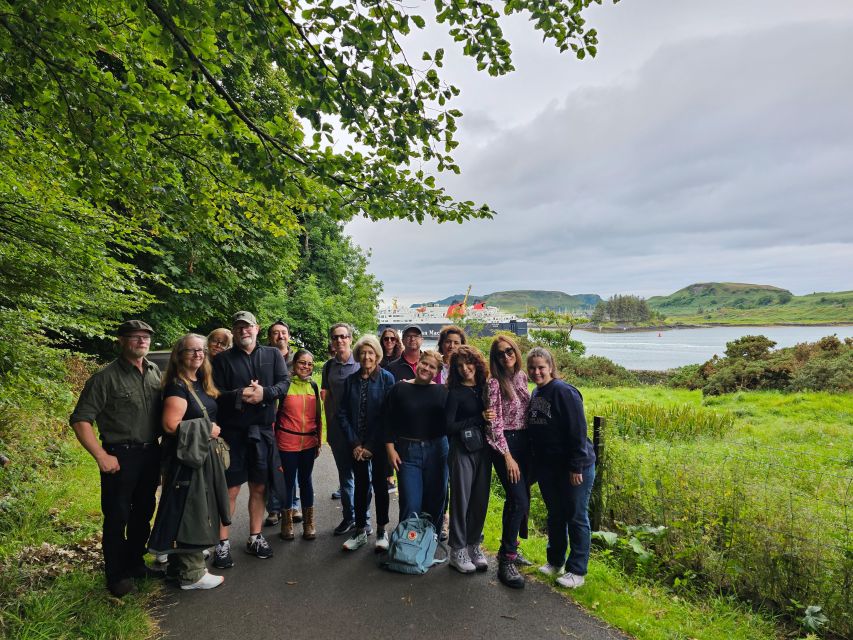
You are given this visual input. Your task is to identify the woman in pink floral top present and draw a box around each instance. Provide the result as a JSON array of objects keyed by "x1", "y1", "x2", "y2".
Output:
[{"x1": 485, "y1": 335, "x2": 532, "y2": 589}]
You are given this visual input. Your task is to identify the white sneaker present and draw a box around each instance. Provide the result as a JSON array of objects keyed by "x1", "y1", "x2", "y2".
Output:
[
  {"x1": 467, "y1": 544, "x2": 488, "y2": 572},
  {"x1": 449, "y1": 547, "x2": 476, "y2": 573},
  {"x1": 538, "y1": 563, "x2": 566, "y2": 577},
  {"x1": 180, "y1": 570, "x2": 224, "y2": 590},
  {"x1": 155, "y1": 553, "x2": 168, "y2": 564},
  {"x1": 342, "y1": 530, "x2": 368, "y2": 551},
  {"x1": 556, "y1": 572, "x2": 585, "y2": 589},
  {"x1": 374, "y1": 529, "x2": 389, "y2": 553}
]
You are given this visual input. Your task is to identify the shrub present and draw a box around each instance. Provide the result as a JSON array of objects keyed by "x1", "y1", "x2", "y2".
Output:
[{"x1": 787, "y1": 351, "x2": 853, "y2": 392}]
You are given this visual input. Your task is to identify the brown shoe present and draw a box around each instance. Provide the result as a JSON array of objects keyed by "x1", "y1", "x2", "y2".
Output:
[
  {"x1": 279, "y1": 508, "x2": 295, "y2": 541},
  {"x1": 107, "y1": 578, "x2": 137, "y2": 598},
  {"x1": 302, "y1": 506, "x2": 316, "y2": 540},
  {"x1": 292, "y1": 509, "x2": 303, "y2": 523}
]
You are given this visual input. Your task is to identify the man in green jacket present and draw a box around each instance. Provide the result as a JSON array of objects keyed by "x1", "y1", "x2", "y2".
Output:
[{"x1": 70, "y1": 320, "x2": 163, "y2": 598}]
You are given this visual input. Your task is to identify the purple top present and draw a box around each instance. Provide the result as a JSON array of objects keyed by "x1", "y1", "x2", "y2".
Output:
[{"x1": 486, "y1": 371, "x2": 531, "y2": 455}]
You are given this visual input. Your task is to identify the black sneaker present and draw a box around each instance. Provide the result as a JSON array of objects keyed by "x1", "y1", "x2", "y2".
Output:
[
  {"x1": 513, "y1": 548, "x2": 534, "y2": 567},
  {"x1": 387, "y1": 480, "x2": 397, "y2": 494},
  {"x1": 213, "y1": 541, "x2": 234, "y2": 569},
  {"x1": 331, "y1": 489, "x2": 341, "y2": 500},
  {"x1": 333, "y1": 518, "x2": 355, "y2": 536},
  {"x1": 246, "y1": 534, "x2": 274, "y2": 559}
]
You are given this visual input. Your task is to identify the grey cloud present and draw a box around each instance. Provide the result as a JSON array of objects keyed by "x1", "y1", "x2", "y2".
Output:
[{"x1": 349, "y1": 17, "x2": 853, "y2": 301}]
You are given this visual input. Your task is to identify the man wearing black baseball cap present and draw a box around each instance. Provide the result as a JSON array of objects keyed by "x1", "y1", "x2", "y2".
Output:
[
  {"x1": 386, "y1": 324, "x2": 424, "y2": 382},
  {"x1": 211, "y1": 311, "x2": 290, "y2": 567},
  {"x1": 70, "y1": 319, "x2": 163, "y2": 597}
]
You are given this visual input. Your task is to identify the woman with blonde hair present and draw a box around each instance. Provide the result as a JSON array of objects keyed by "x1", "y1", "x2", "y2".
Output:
[
  {"x1": 206, "y1": 328, "x2": 232, "y2": 357},
  {"x1": 384, "y1": 351, "x2": 448, "y2": 526},
  {"x1": 154, "y1": 333, "x2": 228, "y2": 590},
  {"x1": 527, "y1": 347, "x2": 596, "y2": 589}
]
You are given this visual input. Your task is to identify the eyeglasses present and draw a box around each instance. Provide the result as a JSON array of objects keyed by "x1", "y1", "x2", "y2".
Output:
[
  {"x1": 499, "y1": 347, "x2": 516, "y2": 359},
  {"x1": 381, "y1": 336, "x2": 397, "y2": 342},
  {"x1": 209, "y1": 340, "x2": 228, "y2": 347},
  {"x1": 125, "y1": 335, "x2": 151, "y2": 343},
  {"x1": 331, "y1": 334, "x2": 350, "y2": 341},
  {"x1": 295, "y1": 360, "x2": 314, "y2": 368},
  {"x1": 181, "y1": 348, "x2": 206, "y2": 355}
]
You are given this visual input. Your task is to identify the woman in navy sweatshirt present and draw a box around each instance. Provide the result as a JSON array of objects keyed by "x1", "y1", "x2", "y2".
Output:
[{"x1": 526, "y1": 347, "x2": 596, "y2": 589}]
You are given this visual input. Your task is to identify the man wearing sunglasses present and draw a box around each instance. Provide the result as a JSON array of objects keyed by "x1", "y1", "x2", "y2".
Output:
[
  {"x1": 321, "y1": 322, "x2": 371, "y2": 536},
  {"x1": 70, "y1": 319, "x2": 163, "y2": 597}
]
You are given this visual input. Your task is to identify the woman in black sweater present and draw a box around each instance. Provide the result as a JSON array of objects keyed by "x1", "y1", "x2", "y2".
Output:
[
  {"x1": 384, "y1": 350, "x2": 448, "y2": 527},
  {"x1": 526, "y1": 347, "x2": 596, "y2": 589},
  {"x1": 445, "y1": 345, "x2": 492, "y2": 574}
]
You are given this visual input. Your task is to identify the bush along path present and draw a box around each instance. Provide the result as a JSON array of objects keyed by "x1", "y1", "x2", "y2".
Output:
[{"x1": 157, "y1": 449, "x2": 628, "y2": 640}]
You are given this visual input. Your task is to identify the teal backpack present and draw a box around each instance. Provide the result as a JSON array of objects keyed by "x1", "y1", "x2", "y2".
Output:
[{"x1": 381, "y1": 513, "x2": 446, "y2": 575}]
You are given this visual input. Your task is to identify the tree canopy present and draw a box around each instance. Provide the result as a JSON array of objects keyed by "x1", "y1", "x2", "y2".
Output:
[{"x1": 1, "y1": 0, "x2": 612, "y2": 357}]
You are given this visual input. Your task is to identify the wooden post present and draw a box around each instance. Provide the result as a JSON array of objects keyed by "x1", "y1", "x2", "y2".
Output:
[{"x1": 590, "y1": 416, "x2": 606, "y2": 531}]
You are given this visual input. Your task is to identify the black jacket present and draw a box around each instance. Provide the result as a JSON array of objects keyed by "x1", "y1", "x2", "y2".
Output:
[{"x1": 213, "y1": 344, "x2": 290, "y2": 430}]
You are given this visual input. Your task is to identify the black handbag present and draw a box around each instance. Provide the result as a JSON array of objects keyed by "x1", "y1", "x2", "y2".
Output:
[{"x1": 459, "y1": 425, "x2": 484, "y2": 453}]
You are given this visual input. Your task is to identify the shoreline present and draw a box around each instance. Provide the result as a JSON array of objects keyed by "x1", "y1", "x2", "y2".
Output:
[{"x1": 575, "y1": 321, "x2": 853, "y2": 334}]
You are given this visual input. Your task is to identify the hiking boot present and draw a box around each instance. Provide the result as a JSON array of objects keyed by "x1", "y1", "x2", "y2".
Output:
[
  {"x1": 213, "y1": 541, "x2": 234, "y2": 569},
  {"x1": 292, "y1": 509, "x2": 303, "y2": 523},
  {"x1": 449, "y1": 547, "x2": 476, "y2": 574},
  {"x1": 538, "y1": 562, "x2": 565, "y2": 577},
  {"x1": 342, "y1": 530, "x2": 368, "y2": 551},
  {"x1": 264, "y1": 511, "x2": 281, "y2": 527},
  {"x1": 302, "y1": 506, "x2": 316, "y2": 540},
  {"x1": 513, "y1": 548, "x2": 533, "y2": 567},
  {"x1": 467, "y1": 544, "x2": 488, "y2": 572},
  {"x1": 280, "y1": 509, "x2": 295, "y2": 541},
  {"x1": 374, "y1": 528, "x2": 389, "y2": 553},
  {"x1": 107, "y1": 578, "x2": 136, "y2": 598},
  {"x1": 181, "y1": 570, "x2": 224, "y2": 590},
  {"x1": 556, "y1": 572, "x2": 586, "y2": 589},
  {"x1": 334, "y1": 518, "x2": 355, "y2": 536},
  {"x1": 498, "y1": 557, "x2": 525, "y2": 589},
  {"x1": 246, "y1": 533, "x2": 274, "y2": 559}
]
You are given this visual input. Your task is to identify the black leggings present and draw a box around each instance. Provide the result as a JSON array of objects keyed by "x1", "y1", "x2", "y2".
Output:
[{"x1": 490, "y1": 430, "x2": 531, "y2": 556}]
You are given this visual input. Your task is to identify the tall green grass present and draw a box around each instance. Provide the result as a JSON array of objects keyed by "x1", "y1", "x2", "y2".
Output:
[{"x1": 582, "y1": 388, "x2": 852, "y2": 638}]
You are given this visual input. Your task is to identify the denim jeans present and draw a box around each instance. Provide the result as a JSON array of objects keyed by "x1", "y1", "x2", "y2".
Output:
[
  {"x1": 536, "y1": 461, "x2": 595, "y2": 575},
  {"x1": 330, "y1": 436, "x2": 371, "y2": 524},
  {"x1": 490, "y1": 429, "x2": 531, "y2": 556},
  {"x1": 396, "y1": 436, "x2": 448, "y2": 526}
]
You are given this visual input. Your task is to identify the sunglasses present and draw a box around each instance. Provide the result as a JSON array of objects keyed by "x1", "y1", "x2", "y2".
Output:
[
  {"x1": 499, "y1": 347, "x2": 516, "y2": 358},
  {"x1": 331, "y1": 334, "x2": 350, "y2": 341},
  {"x1": 381, "y1": 336, "x2": 398, "y2": 342}
]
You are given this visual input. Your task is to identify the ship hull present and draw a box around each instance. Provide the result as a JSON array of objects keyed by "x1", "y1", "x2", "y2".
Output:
[{"x1": 378, "y1": 321, "x2": 527, "y2": 339}]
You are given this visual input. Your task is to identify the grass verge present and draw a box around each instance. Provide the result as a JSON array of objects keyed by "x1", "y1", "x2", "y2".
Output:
[{"x1": 482, "y1": 495, "x2": 781, "y2": 640}]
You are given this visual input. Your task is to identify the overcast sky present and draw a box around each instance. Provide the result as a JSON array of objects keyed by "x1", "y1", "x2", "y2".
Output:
[{"x1": 346, "y1": 0, "x2": 853, "y2": 306}]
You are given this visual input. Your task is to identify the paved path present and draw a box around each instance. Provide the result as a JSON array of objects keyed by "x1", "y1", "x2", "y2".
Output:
[{"x1": 156, "y1": 449, "x2": 629, "y2": 640}]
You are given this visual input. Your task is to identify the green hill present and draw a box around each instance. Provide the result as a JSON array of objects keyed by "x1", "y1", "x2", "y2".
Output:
[
  {"x1": 413, "y1": 290, "x2": 601, "y2": 315},
  {"x1": 649, "y1": 283, "x2": 853, "y2": 324}
]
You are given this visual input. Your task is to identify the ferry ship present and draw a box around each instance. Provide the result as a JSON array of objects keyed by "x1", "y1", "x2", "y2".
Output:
[{"x1": 377, "y1": 288, "x2": 528, "y2": 338}]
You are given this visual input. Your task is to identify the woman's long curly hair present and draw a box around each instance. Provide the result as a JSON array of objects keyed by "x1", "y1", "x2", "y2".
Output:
[
  {"x1": 489, "y1": 334, "x2": 522, "y2": 400},
  {"x1": 447, "y1": 345, "x2": 489, "y2": 388},
  {"x1": 162, "y1": 333, "x2": 219, "y2": 398}
]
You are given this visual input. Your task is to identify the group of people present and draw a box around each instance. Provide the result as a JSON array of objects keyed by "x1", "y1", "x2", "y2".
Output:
[{"x1": 70, "y1": 312, "x2": 596, "y2": 597}]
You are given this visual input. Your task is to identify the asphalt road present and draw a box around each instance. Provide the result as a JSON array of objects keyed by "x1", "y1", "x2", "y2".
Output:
[{"x1": 156, "y1": 448, "x2": 629, "y2": 640}]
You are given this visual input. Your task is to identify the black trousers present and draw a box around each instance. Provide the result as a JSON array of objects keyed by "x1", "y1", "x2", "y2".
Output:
[
  {"x1": 353, "y1": 453, "x2": 389, "y2": 530},
  {"x1": 100, "y1": 444, "x2": 160, "y2": 584},
  {"x1": 490, "y1": 430, "x2": 531, "y2": 556}
]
